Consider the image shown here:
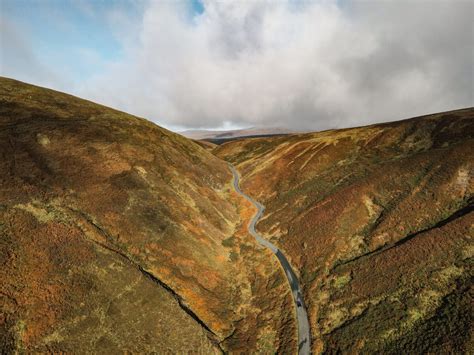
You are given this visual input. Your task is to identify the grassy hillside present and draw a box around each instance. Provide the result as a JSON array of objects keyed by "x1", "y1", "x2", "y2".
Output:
[
  {"x1": 0, "y1": 77, "x2": 296, "y2": 353},
  {"x1": 215, "y1": 108, "x2": 474, "y2": 353}
]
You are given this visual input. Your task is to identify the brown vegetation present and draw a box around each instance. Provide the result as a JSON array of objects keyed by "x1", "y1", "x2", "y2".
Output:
[
  {"x1": 2, "y1": 76, "x2": 471, "y2": 353},
  {"x1": 215, "y1": 108, "x2": 474, "y2": 353},
  {"x1": 0, "y1": 77, "x2": 295, "y2": 353}
]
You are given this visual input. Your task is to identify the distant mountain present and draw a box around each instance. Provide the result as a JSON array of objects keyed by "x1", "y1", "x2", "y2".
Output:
[{"x1": 180, "y1": 127, "x2": 297, "y2": 140}]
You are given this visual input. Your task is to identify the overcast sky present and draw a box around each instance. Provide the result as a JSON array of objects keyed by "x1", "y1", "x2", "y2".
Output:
[{"x1": 1, "y1": 0, "x2": 473, "y2": 131}]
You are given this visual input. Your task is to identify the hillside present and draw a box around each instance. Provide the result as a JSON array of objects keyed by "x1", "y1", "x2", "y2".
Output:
[
  {"x1": 215, "y1": 108, "x2": 474, "y2": 353},
  {"x1": 2, "y1": 76, "x2": 472, "y2": 354},
  {"x1": 0, "y1": 78, "x2": 296, "y2": 353}
]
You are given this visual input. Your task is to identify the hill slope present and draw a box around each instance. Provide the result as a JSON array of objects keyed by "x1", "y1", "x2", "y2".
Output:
[
  {"x1": 215, "y1": 108, "x2": 474, "y2": 353},
  {"x1": 0, "y1": 78, "x2": 296, "y2": 353}
]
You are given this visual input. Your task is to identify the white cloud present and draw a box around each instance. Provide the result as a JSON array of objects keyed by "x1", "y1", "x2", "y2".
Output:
[
  {"x1": 5, "y1": 0, "x2": 473, "y2": 130},
  {"x1": 0, "y1": 18, "x2": 68, "y2": 90}
]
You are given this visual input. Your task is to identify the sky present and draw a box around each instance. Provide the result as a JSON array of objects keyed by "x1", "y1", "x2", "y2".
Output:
[{"x1": 1, "y1": 0, "x2": 473, "y2": 131}]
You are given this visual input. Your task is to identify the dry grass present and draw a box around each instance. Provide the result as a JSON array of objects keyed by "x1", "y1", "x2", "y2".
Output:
[{"x1": 215, "y1": 107, "x2": 474, "y2": 354}]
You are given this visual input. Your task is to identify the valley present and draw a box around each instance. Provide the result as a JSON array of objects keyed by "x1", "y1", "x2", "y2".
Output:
[
  {"x1": 230, "y1": 164, "x2": 311, "y2": 354},
  {"x1": 0, "y1": 77, "x2": 296, "y2": 353},
  {"x1": 215, "y1": 108, "x2": 474, "y2": 353},
  {"x1": 1, "y1": 77, "x2": 472, "y2": 354}
]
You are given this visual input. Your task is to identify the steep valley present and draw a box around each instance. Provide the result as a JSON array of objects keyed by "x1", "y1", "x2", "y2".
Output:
[
  {"x1": 1, "y1": 77, "x2": 472, "y2": 354},
  {"x1": 215, "y1": 108, "x2": 474, "y2": 353},
  {"x1": 0, "y1": 77, "x2": 295, "y2": 353}
]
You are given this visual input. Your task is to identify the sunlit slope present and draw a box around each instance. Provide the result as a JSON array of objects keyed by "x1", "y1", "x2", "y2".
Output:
[
  {"x1": 215, "y1": 108, "x2": 474, "y2": 353},
  {"x1": 0, "y1": 77, "x2": 295, "y2": 353}
]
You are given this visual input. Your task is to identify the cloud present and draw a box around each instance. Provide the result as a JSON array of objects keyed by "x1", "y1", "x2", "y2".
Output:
[
  {"x1": 5, "y1": 0, "x2": 473, "y2": 130},
  {"x1": 0, "y1": 18, "x2": 68, "y2": 89}
]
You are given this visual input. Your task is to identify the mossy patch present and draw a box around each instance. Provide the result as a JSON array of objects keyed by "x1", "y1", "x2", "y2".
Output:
[
  {"x1": 221, "y1": 236, "x2": 236, "y2": 248},
  {"x1": 14, "y1": 202, "x2": 64, "y2": 224},
  {"x1": 334, "y1": 274, "x2": 352, "y2": 289},
  {"x1": 36, "y1": 133, "x2": 50, "y2": 146}
]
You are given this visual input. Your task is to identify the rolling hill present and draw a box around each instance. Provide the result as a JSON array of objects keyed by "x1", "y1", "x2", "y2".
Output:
[
  {"x1": 0, "y1": 77, "x2": 295, "y2": 353},
  {"x1": 215, "y1": 108, "x2": 474, "y2": 353},
  {"x1": 1, "y1": 76, "x2": 472, "y2": 354}
]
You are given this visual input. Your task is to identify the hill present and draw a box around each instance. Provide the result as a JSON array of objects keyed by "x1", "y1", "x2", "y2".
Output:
[
  {"x1": 0, "y1": 78, "x2": 296, "y2": 353},
  {"x1": 215, "y1": 108, "x2": 474, "y2": 353},
  {"x1": 2, "y1": 76, "x2": 472, "y2": 353}
]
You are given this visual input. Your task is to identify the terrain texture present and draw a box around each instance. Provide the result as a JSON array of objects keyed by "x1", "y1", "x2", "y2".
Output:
[
  {"x1": 1, "y1": 76, "x2": 472, "y2": 354},
  {"x1": 0, "y1": 77, "x2": 296, "y2": 353},
  {"x1": 215, "y1": 108, "x2": 474, "y2": 354}
]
